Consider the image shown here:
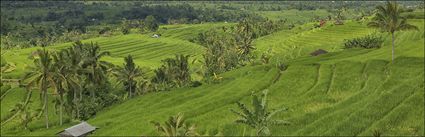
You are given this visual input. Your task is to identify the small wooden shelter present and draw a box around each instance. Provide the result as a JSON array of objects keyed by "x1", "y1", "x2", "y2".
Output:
[
  {"x1": 310, "y1": 49, "x2": 328, "y2": 56},
  {"x1": 57, "y1": 122, "x2": 97, "y2": 137}
]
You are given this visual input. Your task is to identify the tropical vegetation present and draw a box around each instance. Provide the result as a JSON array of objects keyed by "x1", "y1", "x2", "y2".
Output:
[{"x1": 1, "y1": 1, "x2": 423, "y2": 136}]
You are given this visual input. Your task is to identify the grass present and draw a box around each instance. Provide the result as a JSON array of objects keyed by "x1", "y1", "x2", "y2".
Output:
[{"x1": 1, "y1": 19, "x2": 423, "y2": 136}]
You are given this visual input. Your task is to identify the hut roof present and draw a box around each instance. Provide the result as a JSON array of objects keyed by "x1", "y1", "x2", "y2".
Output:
[
  {"x1": 310, "y1": 49, "x2": 328, "y2": 56},
  {"x1": 57, "y1": 122, "x2": 97, "y2": 137}
]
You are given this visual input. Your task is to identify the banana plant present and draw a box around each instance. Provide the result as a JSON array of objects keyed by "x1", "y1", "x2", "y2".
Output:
[{"x1": 231, "y1": 89, "x2": 290, "y2": 136}]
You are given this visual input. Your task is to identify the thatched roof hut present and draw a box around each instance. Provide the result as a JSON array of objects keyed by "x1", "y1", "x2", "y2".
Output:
[{"x1": 57, "y1": 122, "x2": 97, "y2": 137}]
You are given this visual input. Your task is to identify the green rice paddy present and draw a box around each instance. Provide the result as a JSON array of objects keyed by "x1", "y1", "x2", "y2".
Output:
[{"x1": 1, "y1": 19, "x2": 424, "y2": 136}]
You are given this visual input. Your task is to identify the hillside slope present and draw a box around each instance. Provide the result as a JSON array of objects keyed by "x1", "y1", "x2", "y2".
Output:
[
  {"x1": 1, "y1": 20, "x2": 423, "y2": 136},
  {"x1": 1, "y1": 23, "x2": 231, "y2": 79}
]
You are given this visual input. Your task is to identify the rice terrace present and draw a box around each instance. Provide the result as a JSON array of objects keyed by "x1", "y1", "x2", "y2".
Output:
[{"x1": 0, "y1": 1, "x2": 424, "y2": 136}]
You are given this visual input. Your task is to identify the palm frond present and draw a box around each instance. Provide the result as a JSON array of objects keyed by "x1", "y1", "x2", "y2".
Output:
[
  {"x1": 267, "y1": 107, "x2": 288, "y2": 120},
  {"x1": 270, "y1": 120, "x2": 291, "y2": 126},
  {"x1": 397, "y1": 19, "x2": 419, "y2": 31}
]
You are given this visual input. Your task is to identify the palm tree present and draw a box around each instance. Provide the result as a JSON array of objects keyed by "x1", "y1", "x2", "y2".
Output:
[
  {"x1": 152, "y1": 54, "x2": 192, "y2": 90},
  {"x1": 24, "y1": 48, "x2": 65, "y2": 128},
  {"x1": 152, "y1": 66, "x2": 169, "y2": 91},
  {"x1": 113, "y1": 55, "x2": 143, "y2": 98},
  {"x1": 235, "y1": 19, "x2": 256, "y2": 62},
  {"x1": 169, "y1": 55, "x2": 191, "y2": 87},
  {"x1": 231, "y1": 89, "x2": 289, "y2": 136},
  {"x1": 367, "y1": 1, "x2": 418, "y2": 61},
  {"x1": 81, "y1": 42, "x2": 112, "y2": 99},
  {"x1": 151, "y1": 113, "x2": 198, "y2": 136},
  {"x1": 58, "y1": 42, "x2": 85, "y2": 120},
  {"x1": 52, "y1": 50, "x2": 81, "y2": 125}
]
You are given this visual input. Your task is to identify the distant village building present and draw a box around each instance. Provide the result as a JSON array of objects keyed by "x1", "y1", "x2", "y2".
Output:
[
  {"x1": 310, "y1": 49, "x2": 328, "y2": 56},
  {"x1": 151, "y1": 34, "x2": 160, "y2": 38},
  {"x1": 57, "y1": 122, "x2": 97, "y2": 137}
]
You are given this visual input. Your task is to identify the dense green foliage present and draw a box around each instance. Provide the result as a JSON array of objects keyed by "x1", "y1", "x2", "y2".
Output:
[
  {"x1": 0, "y1": 1, "x2": 258, "y2": 49},
  {"x1": 198, "y1": 18, "x2": 285, "y2": 77},
  {"x1": 112, "y1": 55, "x2": 144, "y2": 98},
  {"x1": 344, "y1": 34, "x2": 384, "y2": 49},
  {"x1": 152, "y1": 55, "x2": 192, "y2": 91},
  {"x1": 119, "y1": 4, "x2": 252, "y2": 24}
]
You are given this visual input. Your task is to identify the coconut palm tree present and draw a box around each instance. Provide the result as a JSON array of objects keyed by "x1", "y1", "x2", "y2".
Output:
[
  {"x1": 60, "y1": 43, "x2": 85, "y2": 119},
  {"x1": 151, "y1": 113, "x2": 198, "y2": 136},
  {"x1": 231, "y1": 89, "x2": 290, "y2": 136},
  {"x1": 170, "y1": 55, "x2": 191, "y2": 87},
  {"x1": 52, "y1": 50, "x2": 81, "y2": 125},
  {"x1": 81, "y1": 42, "x2": 112, "y2": 99},
  {"x1": 23, "y1": 48, "x2": 65, "y2": 128},
  {"x1": 234, "y1": 19, "x2": 256, "y2": 62},
  {"x1": 367, "y1": 1, "x2": 418, "y2": 61},
  {"x1": 152, "y1": 66, "x2": 169, "y2": 91},
  {"x1": 113, "y1": 55, "x2": 143, "y2": 98}
]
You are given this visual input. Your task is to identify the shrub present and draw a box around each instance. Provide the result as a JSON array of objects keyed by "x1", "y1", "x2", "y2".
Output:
[
  {"x1": 191, "y1": 81, "x2": 202, "y2": 87},
  {"x1": 98, "y1": 27, "x2": 111, "y2": 35},
  {"x1": 77, "y1": 92, "x2": 118, "y2": 120},
  {"x1": 77, "y1": 100, "x2": 98, "y2": 121},
  {"x1": 121, "y1": 27, "x2": 130, "y2": 35},
  {"x1": 151, "y1": 113, "x2": 199, "y2": 136},
  {"x1": 344, "y1": 34, "x2": 384, "y2": 49},
  {"x1": 260, "y1": 48, "x2": 273, "y2": 64},
  {"x1": 76, "y1": 82, "x2": 118, "y2": 120},
  {"x1": 230, "y1": 89, "x2": 289, "y2": 136},
  {"x1": 151, "y1": 55, "x2": 192, "y2": 91}
]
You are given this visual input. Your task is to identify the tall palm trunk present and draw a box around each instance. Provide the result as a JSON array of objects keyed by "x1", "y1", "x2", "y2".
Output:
[
  {"x1": 73, "y1": 90, "x2": 80, "y2": 119},
  {"x1": 129, "y1": 81, "x2": 132, "y2": 98},
  {"x1": 91, "y1": 65, "x2": 96, "y2": 102},
  {"x1": 391, "y1": 32, "x2": 395, "y2": 62},
  {"x1": 78, "y1": 88, "x2": 82, "y2": 119},
  {"x1": 60, "y1": 101, "x2": 63, "y2": 125},
  {"x1": 42, "y1": 81, "x2": 49, "y2": 129},
  {"x1": 59, "y1": 92, "x2": 64, "y2": 125}
]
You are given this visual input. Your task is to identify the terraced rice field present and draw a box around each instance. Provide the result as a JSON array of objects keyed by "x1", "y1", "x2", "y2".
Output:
[
  {"x1": 1, "y1": 23, "x2": 233, "y2": 79},
  {"x1": 1, "y1": 19, "x2": 424, "y2": 136},
  {"x1": 254, "y1": 21, "x2": 374, "y2": 60}
]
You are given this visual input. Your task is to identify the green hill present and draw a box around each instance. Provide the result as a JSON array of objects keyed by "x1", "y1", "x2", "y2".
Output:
[{"x1": 1, "y1": 19, "x2": 423, "y2": 136}]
